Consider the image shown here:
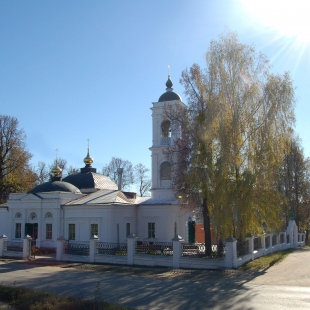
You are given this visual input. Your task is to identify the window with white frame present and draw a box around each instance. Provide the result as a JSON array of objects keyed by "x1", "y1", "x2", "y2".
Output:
[
  {"x1": 90, "y1": 224, "x2": 98, "y2": 237},
  {"x1": 29, "y1": 212, "x2": 37, "y2": 220},
  {"x1": 45, "y1": 212, "x2": 53, "y2": 218},
  {"x1": 46, "y1": 223, "x2": 52, "y2": 239},
  {"x1": 15, "y1": 223, "x2": 21, "y2": 238},
  {"x1": 68, "y1": 224, "x2": 75, "y2": 240},
  {"x1": 126, "y1": 223, "x2": 131, "y2": 237},
  {"x1": 161, "y1": 120, "x2": 171, "y2": 137},
  {"x1": 160, "y1": 161, "x2": 171, "y2": 180},
  {"x1": 148, "y1": 222, "x2": 155, "y2": 239}
]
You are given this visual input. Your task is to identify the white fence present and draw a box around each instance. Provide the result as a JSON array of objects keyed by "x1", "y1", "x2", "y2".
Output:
[
  {"x1": 0, "y1": 220, "x2": 306, "y2": 270},
  {"x1": 0, "y1": 235, "x2": 33, "y2": 259}
]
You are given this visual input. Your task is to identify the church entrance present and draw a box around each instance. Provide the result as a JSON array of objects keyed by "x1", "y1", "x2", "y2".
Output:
[{"x1": 25, "y1": 223, "x2": 38, "y2": 239}]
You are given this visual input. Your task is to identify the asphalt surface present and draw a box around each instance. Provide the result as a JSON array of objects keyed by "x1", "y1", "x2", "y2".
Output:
[{"x1": 1, "y1": 248, "x2": 310, "y2": 309}]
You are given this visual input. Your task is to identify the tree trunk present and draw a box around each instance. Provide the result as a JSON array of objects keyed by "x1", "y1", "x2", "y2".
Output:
[{"x1": 202, "y1": 198, "x2": 212, "y2": 256}]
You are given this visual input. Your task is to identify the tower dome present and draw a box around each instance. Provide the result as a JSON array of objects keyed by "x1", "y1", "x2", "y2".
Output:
[
  {"x1": 29, "y1": 181, "x2": 81, "y2": 194},
  {"x1": 84, "y1": 148, "x2": 94, "y2": 165},
  {"x1": 51, "y1": 162, "x2": 62, "y2": 177},
  {"x1": 158, "y1": 75, "x2": 182, "y2": 102}
]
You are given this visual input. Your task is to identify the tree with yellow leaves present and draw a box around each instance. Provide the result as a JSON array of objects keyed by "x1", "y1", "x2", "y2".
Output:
[
  {"x1": 164, "y1": 32, "x2": 296, "y2": 254},
  {"x1": 0, "y1": 115, "x2": 36, "y2": 203}
]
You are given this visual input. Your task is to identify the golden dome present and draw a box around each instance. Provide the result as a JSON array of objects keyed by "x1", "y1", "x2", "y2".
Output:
[
  {"x1": 51, "y1": 161, "x2": 62, "y2": 176},
  {"x1": 84, "y1": 148, "x2": 94, "y2": 165}
]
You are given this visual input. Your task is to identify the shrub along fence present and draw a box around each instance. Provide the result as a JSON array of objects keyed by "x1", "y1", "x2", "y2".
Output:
[{"x1": 0, "y1": 220, "x2": 306, "y2": 269}]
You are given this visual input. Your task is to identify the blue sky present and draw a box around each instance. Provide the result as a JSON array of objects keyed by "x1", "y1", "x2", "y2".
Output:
[{"x1": 1, "y1": 0, "x2": 310, "y2": 176}]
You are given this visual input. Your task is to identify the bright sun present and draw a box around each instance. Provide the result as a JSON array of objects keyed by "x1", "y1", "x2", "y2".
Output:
[{"x1": 241, "y1": 0, "x2": 310, "y2": 43}]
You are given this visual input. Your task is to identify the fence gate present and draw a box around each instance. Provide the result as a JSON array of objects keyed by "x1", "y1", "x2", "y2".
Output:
[{"x1": 28, "y1": 239, "x2": 36, "y2": 258}]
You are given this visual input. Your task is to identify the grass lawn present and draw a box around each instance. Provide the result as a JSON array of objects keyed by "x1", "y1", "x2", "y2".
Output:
[
  {"x1": 0, "y1": 284, "x2": 130, "y2": 310},
  {"x1": 239, "y1": 248, "x2": 295, "y2": 271}
]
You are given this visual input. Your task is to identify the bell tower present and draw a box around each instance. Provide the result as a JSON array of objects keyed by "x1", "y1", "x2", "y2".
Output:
[{"x1": 150, "y1": 74, "x2": 186, "y2": 200}]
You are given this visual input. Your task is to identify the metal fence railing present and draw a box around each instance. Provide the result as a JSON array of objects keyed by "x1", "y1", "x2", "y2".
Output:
[
  {"x1": 96, "y1": 242, "x2": 127, "y2": 256},
  {"x1": 181, "y1": 242, "x2": 225, "y2": 259},
  {"x1": 254, "y1": 236, "x2": 262, "y2": 250},
  {"x1": 4, "y1": 240, "x2": 23, "y2": 252},
  {"x1": 136, "y1": 241, "x2": 173, "y2": 256},
  {"x1": 272, "y1": 234, "x2": 277, "y2": 246},
  {"x1": 237, "y1": 239, "x2": 249, "y2": 257},
  {"x1": 63, "y1": 241, "x2": 90, "y2": 256}
]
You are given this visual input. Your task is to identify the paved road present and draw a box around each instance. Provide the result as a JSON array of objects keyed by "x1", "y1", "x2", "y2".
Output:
[{"x1": 1, "y1": 248, "x2": 310, "y2": 309}]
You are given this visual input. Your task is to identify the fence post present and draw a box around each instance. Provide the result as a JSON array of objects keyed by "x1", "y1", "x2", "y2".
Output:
[
  {"x1": 127, "y1": 233, "x2": 137, "y2": 265},
  {"x1": 0, "y1": 235, "x2": 7, "y2": 257},
  {"x1": 172, "y1": 235, "x2": 184, "y2": 269},
  {"x1": 56, "y1": 236, "x2": 66, "y2": 261},
  {"x1": 89, "y1": 235, "x2": 99, "y2": 263},
  {"x1": 265, "y1": 233, "x2": 272, "y2": 248},
  {"x1": 23, "y1": 235, "x2": 31, "y2": 258},
  {"x1": 245, "y1": 236, "x2": 254, "y2": 260},
  {"x1": 293, "y1": 226, "x2": 298, "y2": 247},
  {"x1": 225, "y1": 237, "x2": 237, "y2": 269},
  {"x1": 261, "y1": 234, "x2": 266, "y2": 255}
]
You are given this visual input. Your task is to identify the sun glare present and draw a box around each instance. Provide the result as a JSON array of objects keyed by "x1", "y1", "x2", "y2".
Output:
[{"x1": 241, "y1": 0, "x2": 310, "y2": 43}]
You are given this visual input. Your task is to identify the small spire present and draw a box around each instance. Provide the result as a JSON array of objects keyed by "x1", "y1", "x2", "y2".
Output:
[
  {"x1": 84, "y1": 139, "x2": 94, "y2": 166},
  {"x1": 51, "y1": 149, "x2": 62, "y2": 179},
  {"x1": 165, "y1": 74, "x2": 173, "y2": 91}
]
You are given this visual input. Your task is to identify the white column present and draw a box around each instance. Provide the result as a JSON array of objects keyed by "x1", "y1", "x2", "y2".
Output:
[
  {"x1": 127, "y1": 233, "x2": 138, "y2": 265},
  {"x1": 0, "y1": 235, "x2": 8, "y2": 256},
  {"x1": 261, "y1": 234, "x2": 266, "y2": 254},
  {"x1": 172, "y1": 235, "x2": 184, "y2": 269},
  {"x1": 56, "y1": 236, "x2": 66, "y2": 261},
  {"x1": 225, "y1": 237, "x2": 237, "y2": 269},
  {"x1": 23, "y1": 235, "x2": 31, "y2": 258},
  {"x1": 89, "y1": 235, "x2": 99, "y2": 263}
]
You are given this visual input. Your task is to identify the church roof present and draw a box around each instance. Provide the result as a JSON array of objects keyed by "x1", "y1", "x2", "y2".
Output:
[
  {"x1": 136, "y1": 196, "x2": 174, "y2": 205},
  {"x1": 29, "y1": 181, "x2": 81, "y2": 194},
  {"x1": 66, "y1": 189, "x2": 133, "y2": 205},
  {"x1": 63, "y1": 172, "x2": 118, "y2": 192},
  {"x1": 158, "y1": 75, "x2": 182, "y2": 102},
  {"x1": 62, "y1": 148, "x2": 118, "y2": 193}
]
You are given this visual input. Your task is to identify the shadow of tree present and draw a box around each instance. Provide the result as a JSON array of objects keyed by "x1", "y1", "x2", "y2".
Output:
[{"x1": 0, "y1": 260, "x2": 269, "y2": 309}]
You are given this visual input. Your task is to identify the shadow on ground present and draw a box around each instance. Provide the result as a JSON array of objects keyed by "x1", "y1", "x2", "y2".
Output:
[{"x1": 0, "y1": 257, "x2": 271, "y2": 310}]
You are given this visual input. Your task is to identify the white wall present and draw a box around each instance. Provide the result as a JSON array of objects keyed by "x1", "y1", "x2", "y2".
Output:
[
  {"x1": 0, "y1": 208, "x2": 9, "y2": 236},
  {"x1": 137, "y1": 204, "x2": 189, "y2": 242},
  {"x1": 63, "y1": 204, "x2": 136, "y2": 243}
]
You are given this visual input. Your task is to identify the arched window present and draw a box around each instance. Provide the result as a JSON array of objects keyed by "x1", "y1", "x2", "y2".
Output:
[
  {"x1": 161, "y1": 120, "x2": 171, "y2": 138},
  {"x1": 45, "y1": 212, "x2": 53, "y2": 218},
  {"x1": 15, "y1": 212, "x2": 22, "y2": 218},
  {"x1": 160, "y1": 161, "x2": 171, "y2": 180},
  {"x1": 29, "y1": 212, "x2": 37, "y2": 220}
]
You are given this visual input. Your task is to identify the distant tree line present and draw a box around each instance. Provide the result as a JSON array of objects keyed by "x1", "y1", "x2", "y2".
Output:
[{"x1": 0, "y1": 114, "x2": 151, "y2": 203}]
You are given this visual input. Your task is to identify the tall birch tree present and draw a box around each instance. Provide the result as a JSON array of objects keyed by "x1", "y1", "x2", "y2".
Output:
[{"x1": 165, "y1": 32, "x2": 296, "y2": 253}]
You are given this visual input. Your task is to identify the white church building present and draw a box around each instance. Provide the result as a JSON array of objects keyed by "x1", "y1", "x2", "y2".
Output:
[{"x1": 0, "y1": 76, "x2": 193, "y2": 248}]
